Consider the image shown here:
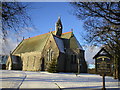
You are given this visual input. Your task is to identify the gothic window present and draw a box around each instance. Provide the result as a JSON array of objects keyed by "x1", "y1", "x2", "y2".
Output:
[
  {"x1": 47, "y1": 49, "x2": 53, "y2": 61},
  {"x1": 71, "y1": 54, "x2": 77, "y2": 64},
  {"x1": 74, "y1": 55, "x2": 77, "y2": 63},
  {"x1": 33, "y1": 56, "x2": 36, "y2": 67},
  {"x1": 27, "y1": 56, "x2": 29, "y2": 67},
  {"x1": 51, "y1": 51, "x2": 54, "y2": 60},
  {"x1": 71, "y1": 55, "x2": 73, "y2": 63},
  {"x1": 47, "y1": 51, "x2": 49, "y2": 61}
]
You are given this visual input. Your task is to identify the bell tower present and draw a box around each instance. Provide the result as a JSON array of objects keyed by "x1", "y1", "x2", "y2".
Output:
[{"x1": 55, "y1": 17, "x2": 63, "y2": 37}]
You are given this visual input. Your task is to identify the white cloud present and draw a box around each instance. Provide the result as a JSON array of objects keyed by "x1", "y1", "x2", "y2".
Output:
[
  {"x1": 0, "y1": 26, "x2": 35, "y2": 55},
  {"x1": 21, "y1": 27, "x2": 35, "y2": 32},
  {"x1": 85, "y1": 45, "x2": 101, "y2": 64},
  {"x1": 0, "y1": 38, "x2": 18, "y2": 55}
]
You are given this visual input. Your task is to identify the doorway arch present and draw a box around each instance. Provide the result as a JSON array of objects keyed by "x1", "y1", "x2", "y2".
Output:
[{"x1": 41, "y1": 58, "x2": 45, "y2": 71}]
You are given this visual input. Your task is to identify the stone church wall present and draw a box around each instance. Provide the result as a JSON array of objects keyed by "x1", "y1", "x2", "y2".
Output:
[
  {"x1": 21, "y1": 52, "x2": 42, "y2": 71},
  {"x1": 57, "y1": 52, "x2": 65, "y2": 72},
  {"x1": 64, "y1": 49, "x2": 87, "y2": 73},
  {"x1": 42, "y1": 34, "x2": 60, "y2": 71}
]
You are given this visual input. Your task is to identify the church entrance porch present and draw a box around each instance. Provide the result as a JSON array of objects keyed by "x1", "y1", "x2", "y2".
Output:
[{"x1": 41, "y1": 58, "x2": 45, "y2": 71}]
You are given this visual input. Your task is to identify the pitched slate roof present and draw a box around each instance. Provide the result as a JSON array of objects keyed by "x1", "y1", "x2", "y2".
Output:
[
  {"x1": 12, "y1": 32, "x2": 50, "y2": 54},
  {"x1": 61, "y1": 31, "x2": 73, "y2": 39},
  {"x1": 70, "y1": 36, "x2": 83, "y2": 50},
  {"x1": 61, "y1": 31, "x2": 83, "y2": 50},
  {"x1": 12, "y1": 31, "x2": 83, "y2": 54},
  {"x1": 54, "y1": 36, "x2": 65, "y2": 53}
]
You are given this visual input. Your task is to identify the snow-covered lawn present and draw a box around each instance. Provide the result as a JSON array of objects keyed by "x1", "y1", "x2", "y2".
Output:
[
  {"x1": 0, "y1": 70, "x2": 26, "y2": 88},
  {"x1": 0, "y1": 70, "x2": 119, "y2": 89}
]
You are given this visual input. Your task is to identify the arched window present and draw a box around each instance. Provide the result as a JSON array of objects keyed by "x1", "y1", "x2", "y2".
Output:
[
  {"x1": 71, "y1": 54, "x2": 77, "y2": 64},
  {"x1": 27, "y1": 56, "x2": 29, "y2": 67},
  {"x1": 33, "y1": 56, "x2": 36, "y2": 67},
  {"x1": 47, "y1": 49, "x2": 53, "y2": 61}
]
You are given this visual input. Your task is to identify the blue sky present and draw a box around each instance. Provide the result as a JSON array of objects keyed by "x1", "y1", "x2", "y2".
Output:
[
  {"x1": 2, "y1": 2, "x2": 100, "y2": 68},
  {"x1": 24, "y1": 2, "x2": 98, "y2": 67},
  {"x1": 23, "y1": 2, "x2": 85, "y2": 45}
]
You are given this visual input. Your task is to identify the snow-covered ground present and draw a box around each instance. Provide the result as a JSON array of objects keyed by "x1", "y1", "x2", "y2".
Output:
[
  {"x1": 0, "y1": 70, "x2": 119, "y2": 90},
  {"x1": 0, "y1": 70, "x2": 26, "y2": 88}
]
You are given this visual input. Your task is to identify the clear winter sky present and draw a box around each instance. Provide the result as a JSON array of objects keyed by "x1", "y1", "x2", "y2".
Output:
[
  {"x1": 4, "y1": 2, "x2": 101, "y2": 68},
  {"x1": 24, "y1": 2, "x2": 100, "y2": 68},
  {"x1": 25, "y1": 2, "x2": 85, "y2": 43}
]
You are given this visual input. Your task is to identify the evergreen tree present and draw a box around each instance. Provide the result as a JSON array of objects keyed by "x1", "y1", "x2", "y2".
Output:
[{"x1": 47, "y1": 59, "x2": 58, "y2": 73}]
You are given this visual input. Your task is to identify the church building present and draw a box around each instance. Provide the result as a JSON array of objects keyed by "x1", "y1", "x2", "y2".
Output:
[{"x1": 6, "y1": 17, "x2": 87, "y2": 73}]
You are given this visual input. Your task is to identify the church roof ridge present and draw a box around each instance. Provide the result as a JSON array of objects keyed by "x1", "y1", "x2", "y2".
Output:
[
  {"x1": 62, "y1": 31, "x2": 72, "y2": 35},
  {"x1": 24, "y1": 32, "x2": 51, "y2": 40},
  {"x1": 24, "y1": 31, "x2": 72, "y2": 40}
]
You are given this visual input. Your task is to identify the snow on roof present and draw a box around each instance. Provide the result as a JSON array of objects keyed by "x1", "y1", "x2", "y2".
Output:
[
  {"x1": 76, "y1": 40, "x2": 83, "y2": 50},
  {"x1": 54, "y1": 36, "x2": 65, "y2": 53}
]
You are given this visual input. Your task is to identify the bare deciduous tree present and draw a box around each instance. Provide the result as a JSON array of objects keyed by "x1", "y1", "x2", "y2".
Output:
[
  {"x1": 2, "y1": 2, "x2": 31, "y2": 40},
  {"x1": 71, "y1": 2, "x2": 120, "y2": 80},
  {"x1": 1, "y1": 2, "x2": 32, "y2": 54}
]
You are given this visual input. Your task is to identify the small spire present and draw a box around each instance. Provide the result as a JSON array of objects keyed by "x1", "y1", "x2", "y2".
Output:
[
  {"x1": 55, "y1": 17, "x2": 63, "y2": 37},
  {"x1": 56, "y1": 16, "x2": 62, "y2": 24}
]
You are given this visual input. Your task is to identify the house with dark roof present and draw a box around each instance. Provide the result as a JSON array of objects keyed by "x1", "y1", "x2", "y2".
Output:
[
  {"x1": 0, "y1": 55, "x2": 8, "y2": 69},
  {"x1": 6, "y1": 17, "x2": 87, "y2": 73}
]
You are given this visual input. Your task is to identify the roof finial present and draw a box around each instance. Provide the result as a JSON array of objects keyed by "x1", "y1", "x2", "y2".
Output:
[
  {"x1": 58, "y1": 16, "x2": 61, "y2": 19},
  {"x1": 23, "y1": 36, "x2": 24, "y2": 40},
  {"x1": 71, "y1": 28, "x2": 73, "y2": 32}
]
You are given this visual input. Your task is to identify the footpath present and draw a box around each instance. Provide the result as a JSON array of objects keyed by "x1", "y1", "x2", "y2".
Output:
[{"x1": 0, "y1": 70, "x2": 119, "y2": 90}]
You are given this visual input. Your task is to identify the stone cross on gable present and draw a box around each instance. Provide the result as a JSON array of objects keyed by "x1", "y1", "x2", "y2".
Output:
[{"x1": 71, "y1": 28, "x2": 73, "y2": 32}]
